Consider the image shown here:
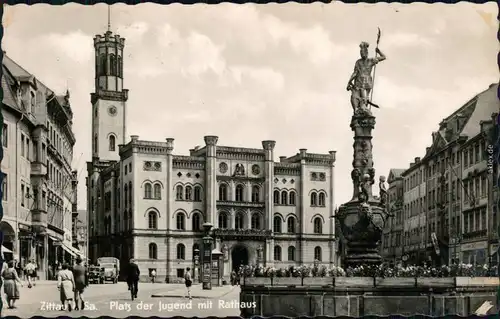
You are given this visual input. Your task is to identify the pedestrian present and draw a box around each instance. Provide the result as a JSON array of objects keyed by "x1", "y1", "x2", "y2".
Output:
[
  {"x1": 184, "y1": 267, "x2": 192, "y2": 299},
  {"x1": 126, "y1": 258, "x2": 140, "y2": 300},
  {"x1": 230, "y1": 270, "x2": 236, "y2": 285},
  {"x1": 24, "y1": 259, "x2": 37, "y2": 288},
  {"x1": 57, "y1": 263, "x2": 76, "y2": 312},
  {"x1": 1, "y1": 260, "x2": 23, "y2": 309},
  {"x1": 150, "y1": 269, "x2": 156, "y2": 283},
  {"x1": 72, "y1": 257, "x2": 88, "y2": 311}
]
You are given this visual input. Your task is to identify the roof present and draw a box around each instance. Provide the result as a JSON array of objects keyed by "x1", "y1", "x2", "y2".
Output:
[
  {"x1": 389, "y1": 169, "x2": 405, "y2": 178},
  {"x1": 460, "y1": 83, "x2": 499, "y2": 139},
  {"x1": 1, "y1": 65, "x2": 21, "y2": 111}
]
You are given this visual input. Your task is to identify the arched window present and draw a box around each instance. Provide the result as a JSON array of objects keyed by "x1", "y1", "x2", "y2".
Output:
[
  {"x1": 235, "y1": 212, "x2": 244, "y2": 230},
  {"x1": 154, "y1": 184, "x2": 161, "y2": 199},
  {"x1": 273, "y1": 190, "x2": 280, "y2": 204},
  {"x1": 110, "y1": 54, "x2": 117, "y2": 76},
  {"x1": 218, "y1": 212, "x2": 228, "y2": 229},
  {"x1": 274, "y1": 245, "x2": 282, "y2": 261},
  {"x1": 194, "y1": 186, "x2": 202, "y2": 201},
  {"x1": 117, "y1": 55, "x2": 123, "y2": 77},
  {"x1": 176, "y1": 185, "x2": 183, "y2": 200},
  {"x1": 288, "y1": 246, "x2": 296, "y2": 261},
  {"x1": 314, "y1": 246, "x2": 322, "y2": 261},
  {"x1": 313, "y1": 217, "x2": 322, "y2": 234},
  {"x1": 176, "y1": 212, "x2": 185, "y2": 230},
  {"x1": 148, "y1": 211, "x2": 158, "y2": 229},
  {"x1": 219, "y1": 184, "x2": 227, "y2": 201},
  {"x1": 251, "y1": 213, "x2": 261, "y2": 230},
  {"x1": 235, "y1": 184, "x2": 244, "y2": 202},
  {"x1": 93, "y1": 134, "x2": 98, "y2": 153},
  {"x1": 287, "y1": 216, "x2": 296, "y2": 233},
  {"x1": 319, "y1": 192, "x2": 326, "y2": 206},
  {"x1": 273, "y1": 216, "x2": 282, "y2": 233},
  {"x1": 149, "y1": 243, "x2": 158, "y2": 259},
  {"x1": 251, "y1": 186, "x2": 260, "y2": 203},
  {"x1": 289, "y1": 191, "x2": 296, "y2": 205},
  {"x1": 185, "y1": 186, "x2": 193, "y2": 201},
  {"x1": 281, "y1": 191, "x2": 288, "y2": 205},
  {"x1": 176, "y1": 244, "x2": 186, "y2": 260},
  {"x1": 99, "y1": 53, "x2": 107, "y2": 76},
  {"x1": 192, "y1": 213, "x2": 201, "y2": 232},
  {"x1": 144, "y1": 183, "x2": 152, "y2": 199},
  {"x1": 311, "y1": 192, "x2": 317, "y2": 206}
]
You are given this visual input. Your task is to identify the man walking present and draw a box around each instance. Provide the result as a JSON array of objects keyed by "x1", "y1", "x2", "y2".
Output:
[
  {"x1": 126, "y1": 258, "x2": 140, "y2": 300},
  {"x1": 72, "y1": 257, "x2": 88, "y2": 311},
  {"x1": 24, "y1": 259, "x2": 37, "y2": 288}
]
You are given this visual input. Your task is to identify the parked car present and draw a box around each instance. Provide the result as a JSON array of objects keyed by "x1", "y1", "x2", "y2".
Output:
[{"x1": 88, "y1": 266, "x2": 104, "y2": 284}]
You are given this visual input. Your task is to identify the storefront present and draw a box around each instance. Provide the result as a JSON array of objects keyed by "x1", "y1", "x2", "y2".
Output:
[
  {"x1": 0, "y1": 221, "x2": 16, "y2": 261},
  {"x1": 461, "y1": 241, "x2": 488, "y2": 265},
  {"x1": 18, "y1": 223, "x2": 33, "y2": 267}
]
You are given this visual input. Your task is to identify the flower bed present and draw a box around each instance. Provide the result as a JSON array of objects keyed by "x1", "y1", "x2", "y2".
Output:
[{"x1": 240, "y1": 262, "x2": 498, "y2": 279}]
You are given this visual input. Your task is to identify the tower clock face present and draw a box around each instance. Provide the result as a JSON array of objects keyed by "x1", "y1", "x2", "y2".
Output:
[{"x1": 108, "y1": 106, "x2": 117, "y2": 116}]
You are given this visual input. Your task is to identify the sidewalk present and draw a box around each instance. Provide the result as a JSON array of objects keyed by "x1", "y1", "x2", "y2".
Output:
[{"x1": 151, "y1": 284, "x2": 238, "y2": 299}]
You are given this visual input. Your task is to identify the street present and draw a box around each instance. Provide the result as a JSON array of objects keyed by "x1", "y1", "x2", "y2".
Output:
[{"x1": 1, "y1": 281, "x2": 241, "y2": 317}]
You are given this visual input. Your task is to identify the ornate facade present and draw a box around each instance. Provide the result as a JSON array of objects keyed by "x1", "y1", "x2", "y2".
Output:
[
  {"x1": 86, "y1": 30, "x2": 338, "y2": 282},
  {"x1": 1, "y1": 54, "x2": 79, "y2": 278}
]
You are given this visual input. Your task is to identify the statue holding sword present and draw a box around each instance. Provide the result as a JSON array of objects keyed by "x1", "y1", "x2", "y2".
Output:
[{"x1": 346, "y1": 28, "x2": 386, "y2": 113}]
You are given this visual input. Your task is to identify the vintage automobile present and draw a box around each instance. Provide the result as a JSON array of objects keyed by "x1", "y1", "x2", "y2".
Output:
[
  {"x1": 97, "y1": 257, "x2": 120, "y2": 284},
  {"x1": 88, "y1": 266, "x2": 104, "y2": 284}
]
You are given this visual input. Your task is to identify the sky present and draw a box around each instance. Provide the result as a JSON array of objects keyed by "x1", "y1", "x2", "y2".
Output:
[{"x1": 2, "y1": 2, "x2": 498, "y2": 210}]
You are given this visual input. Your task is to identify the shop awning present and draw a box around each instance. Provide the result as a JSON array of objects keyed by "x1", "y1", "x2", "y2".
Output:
[
  {"x1": 1, "y1": 246, "x2": 12, "y2": 253},
  {"x1": 68, "y1": 246, "x2": 86, "y2": 259},
  {"x1": 61, "y1": 243, "x2": 76, "y2": 257}
]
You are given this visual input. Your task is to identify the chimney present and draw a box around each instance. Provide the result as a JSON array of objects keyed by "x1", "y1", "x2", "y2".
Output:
[
  {"x1": 130, "y1": 135, "x2": 139, "y2": 142},
  {"x1": 299, "y1": 149, "x2": 307, "y2": 157},
  {"x1": 279, "y1": 156, "x2": 286, "y2": 162},
  {"x1": 415, "y1": 157, "x2": 421, "y2": 163}
]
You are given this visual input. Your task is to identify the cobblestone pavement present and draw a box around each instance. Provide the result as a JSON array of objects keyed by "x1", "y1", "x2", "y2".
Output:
[{"x1": 1, "y1": 281, "x2": 241, "y2": 318}]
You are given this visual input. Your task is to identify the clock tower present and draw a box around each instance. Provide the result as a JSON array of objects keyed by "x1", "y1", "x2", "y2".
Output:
[{"x1": 90, "y1": 29, "x2": 128, "y2": 161}]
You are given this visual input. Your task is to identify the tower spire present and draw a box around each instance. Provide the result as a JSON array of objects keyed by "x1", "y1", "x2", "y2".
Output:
[{"x1": 107, "y1": 5, "x2": 111, "y2": 32}]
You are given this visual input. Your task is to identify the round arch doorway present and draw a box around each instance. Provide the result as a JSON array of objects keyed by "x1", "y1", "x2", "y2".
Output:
[{"x1": 231, "y1": 245, "x2": 249, "y2": 271}]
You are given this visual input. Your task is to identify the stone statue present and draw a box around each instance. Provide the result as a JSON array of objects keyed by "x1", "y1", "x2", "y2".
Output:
[
  {"x1": 379, "y1": 176, "x2": 387, "y2": 206},
  {"x1": 346, "y1": 41, "x2": 386, "y2": 112},
  {"x1": 358, "y1": 173, "x2": 371, "y2": 203},
  {"x1": 234, "y1": 164, "x2": 245, "y2": 176}
]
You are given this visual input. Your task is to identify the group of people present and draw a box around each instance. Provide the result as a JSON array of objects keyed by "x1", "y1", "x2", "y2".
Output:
[
  {"x1": 1, "y1": 259, "x2": 39, "y2": 309},
  {"x1": 0, "y1": 257, "x2": 88, "y2": 311}
]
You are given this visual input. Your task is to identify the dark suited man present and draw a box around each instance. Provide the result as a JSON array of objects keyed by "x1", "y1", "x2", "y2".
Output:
[
  {"x1": 72, "y1": 257, "x2": 88, "y2": 311},
  {"x1": 126, "y1": 258, "x2": 140, "y2": 299}
]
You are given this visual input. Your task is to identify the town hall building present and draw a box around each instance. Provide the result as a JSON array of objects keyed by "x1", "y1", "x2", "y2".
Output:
[{"x1": 86, "y1": 29, "x2": 338, "y2": 282}]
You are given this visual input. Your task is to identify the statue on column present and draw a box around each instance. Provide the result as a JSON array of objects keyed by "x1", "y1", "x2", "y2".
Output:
[
  {"x1": 346, "y1": 40, "x2": 386, "y2": 113},
  {"x1": 379, "y1": 175, "x2": 388, "y2": 206}
]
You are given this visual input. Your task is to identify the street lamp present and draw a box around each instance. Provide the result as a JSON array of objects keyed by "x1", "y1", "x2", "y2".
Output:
[{"x1": 201, "y1": 222, "x2": 213, "y2": 290}]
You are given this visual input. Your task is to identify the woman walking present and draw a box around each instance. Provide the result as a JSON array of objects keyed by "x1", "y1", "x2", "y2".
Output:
[
  {"x1": 57, "y1": 263, "x2": 76, "y2": 311},
  {"x1": 1, "y1": 260, "x2": 23, "y2": 309},
  {"x1": 184, "y1": 267, "x2": 192, "y2": 299}
]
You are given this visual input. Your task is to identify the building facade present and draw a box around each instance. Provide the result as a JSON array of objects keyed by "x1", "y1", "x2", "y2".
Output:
[
  {"x1": 397, "y1": 84, "x2": 499, "y2": 266},
  {"x1": 86, "y1": 30, "x2": 338, "y2": 282},
  {"x1": 381, "y1": 169, "x2": 404, "y2": 262},
  {"x1": 1, "y1": 54, "x2": 81, "y2": 278}
]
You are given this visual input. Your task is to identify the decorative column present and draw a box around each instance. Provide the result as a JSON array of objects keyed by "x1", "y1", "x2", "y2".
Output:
[
  {"x1": 329, "y1": 150, "x2": 337, "y2": 267},
  {"x1": 262, "y1": 140, "x2": 275, "y2": 266},
  {"x1": 165, "y1": 138, "x2": 174, "y2": 283},
  {"x1": 335, "y1": 39, "x2": 391, "y2": 267},
  {"x1": 202, "y1": 223, "x2": 214, "y2": 290},
  {"x1": 204, "y1": 136, "x2": 218, "y2": 225},
  {"x1": 299, "y1": 149, "x2": 307, "y2": 264}
]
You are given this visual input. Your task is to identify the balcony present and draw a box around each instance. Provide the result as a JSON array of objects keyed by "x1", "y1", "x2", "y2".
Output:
[
  {"x1": 30, "y1": 162, "x2": 48, "y2": 176},
  {"x1": 216, "y1": 200, "x2": 265, "y2": 209},
  {"x1": 213, "y1": 228, "x2": 271, "y2": 240},
  {"x1": 462, "y1": 229, "x2": 487, "y2": 241}
]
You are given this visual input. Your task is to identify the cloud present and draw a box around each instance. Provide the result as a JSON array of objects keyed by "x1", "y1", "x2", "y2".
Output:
[
  {"x1": 383, "y1": 32, "x2": 433, "y2": 48},
  {"x1": 116, "y1": 22, "x2": 149, "y2": 42},
  {"x1": 41, "y1": 31, "x2": 94, "y2": 64},
  {"x1": 181, "y1": 32, "x2": 226, "y2": 77},
  {"x1": 229, "y1": 66, "x2": 285, "y2": 91}
]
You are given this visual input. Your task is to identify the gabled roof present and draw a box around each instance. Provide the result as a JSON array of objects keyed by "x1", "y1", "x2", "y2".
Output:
[
  {"x1": 1, "y1": 65, "x2": 22, "y2": 111},
  {"x1": 460, "y1": 83, "x2": 499, "y2": 139},
  {"x1": 388, "y1": 169, "x2": 405, "y2": 183}
]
